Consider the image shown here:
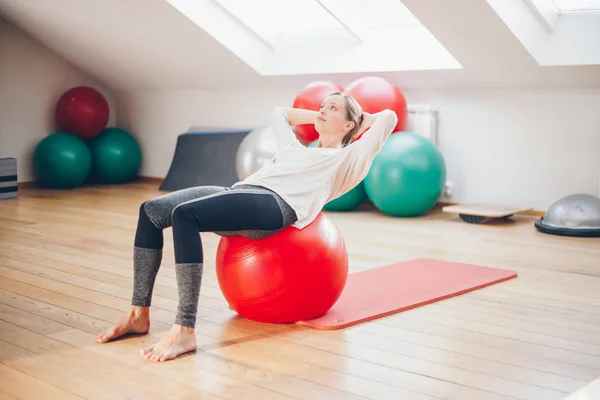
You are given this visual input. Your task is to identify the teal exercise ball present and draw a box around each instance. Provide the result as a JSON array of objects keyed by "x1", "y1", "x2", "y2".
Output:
[
  {"x1": 324, "y1": 182, "x2": 367, "y2": 211},
  {"x1": 307, "y1": 139, "x2": 367, "y2": 211},
  {"x1": 364, "y1": 132, "x2": 446, "y2": 217},
  {"x1": 33, "y1": 132, "x2": 92, "y2": 188},
  {"x1": 88, "y1": 127, "x2": 142, "y2": 184}
]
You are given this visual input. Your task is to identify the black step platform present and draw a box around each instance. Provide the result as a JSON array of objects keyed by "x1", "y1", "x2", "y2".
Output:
[{"x1": 159, "y1": 129, "x2": 251, "y2": 191}]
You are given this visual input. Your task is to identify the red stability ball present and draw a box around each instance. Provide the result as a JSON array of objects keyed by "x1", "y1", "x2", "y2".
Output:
[
  {"x1": 344, "y1": 76, "x2": 408, "y2": 133},
  {"x1": 293, "y1": 80, "x2": 344, "y2": 143},
  {"x1": 55, "y1": 86, "x2": 109, "y2": 140},
  {"x1": 216, "y1": 212, "x2": 348, "y2": 323}
]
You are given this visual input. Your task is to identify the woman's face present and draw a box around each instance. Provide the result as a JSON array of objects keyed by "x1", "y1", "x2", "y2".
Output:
[{"x1": 315, "y1": 94, "x2": 354, "y2": 138}]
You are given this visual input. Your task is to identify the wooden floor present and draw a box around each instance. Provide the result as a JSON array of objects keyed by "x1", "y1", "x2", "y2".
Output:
[{"x1": 1, "y1": 182, "x2": 599, "y2": 400}]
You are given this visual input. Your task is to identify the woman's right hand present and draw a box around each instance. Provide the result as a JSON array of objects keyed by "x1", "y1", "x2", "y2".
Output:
[{"x1": 354, "y1": 112, "x2": 376, "y2": 139}]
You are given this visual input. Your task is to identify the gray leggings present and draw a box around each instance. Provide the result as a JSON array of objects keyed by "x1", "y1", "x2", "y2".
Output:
[
  {"x1": 131, "y1": 184, "x2": 297, "y2": 327},
  {"x1": 142, "y1": 184, "x2": 298, "y2": 241}
]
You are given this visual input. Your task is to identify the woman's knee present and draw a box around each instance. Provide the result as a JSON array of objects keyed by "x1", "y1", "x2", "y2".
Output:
[
  {"x1": 143, "y1": 198, "x2": 173, "y2": 229},
  {"x1": 171, "y1": 203, "x2": 196, "y2": 226},
  {"x1": 138, "y1": 201, "x2": 152, "y2": 223},
  {"x1": 134, "y1": 200, "x2": 165, "y2": 249}
]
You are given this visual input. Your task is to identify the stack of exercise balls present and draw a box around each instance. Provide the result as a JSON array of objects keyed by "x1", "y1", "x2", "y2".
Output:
[
  {"x1": 294, "y1": 76, "x2": 446, "y2": 217},
  {"x1": 33, "y1": 86, "x2": 142, "y2": 189}
]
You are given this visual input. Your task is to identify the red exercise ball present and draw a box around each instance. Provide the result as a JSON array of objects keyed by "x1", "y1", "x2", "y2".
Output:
[
  {"x1": 293, "y1": 80, "x2": 344, "y2": 143},
  {"x1": 216, "y1": 212, "x2": 348, "y2": 323},
  {"x1": 55, "y1": 86, "x2": 109, "y2": 140},
  {"x1": 344, "y1": 76, "x2": 408, "y2": 133}
]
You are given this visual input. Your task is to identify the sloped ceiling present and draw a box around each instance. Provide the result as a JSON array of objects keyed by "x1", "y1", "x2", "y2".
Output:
[{"x1": 1, "y1": 0, "x2": 599, "y2": 91}]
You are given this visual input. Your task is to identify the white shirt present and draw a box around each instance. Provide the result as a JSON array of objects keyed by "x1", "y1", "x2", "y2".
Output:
[{"x1": 234, "y1": 107, "x2": 398, "y2": 229}]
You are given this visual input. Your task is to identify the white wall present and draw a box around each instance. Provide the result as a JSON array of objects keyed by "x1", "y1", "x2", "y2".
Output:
[
  {"x1": 0, "y1": 17, "x2": 116, "y2": 182},
  {"x1": 410, "y1": 88, "x2": 600, "y2": 208},
  {"x1": 117, "y1": 86, "x2": 600, "y2": 211}
]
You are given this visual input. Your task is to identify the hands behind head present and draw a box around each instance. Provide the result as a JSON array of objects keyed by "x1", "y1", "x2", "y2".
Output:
[{"x1": 354, "y1": 112, "x2": 375, "y2": 140}]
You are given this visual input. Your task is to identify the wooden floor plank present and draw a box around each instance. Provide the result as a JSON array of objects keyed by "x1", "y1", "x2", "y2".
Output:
[
  {"x1": 0, "y1": 362, "x2": 83, "y2": 400},
  {"x1": 0, "y1": 339, "x2": 141, "y2": 400},
  {"x1": 0, "y1": 288, "x2": 114, "y2": 336},
  {"x1": 0, "y1": 323, "x2": 225, "y2": 400},
  {"x1": 354, "y1": 322, "x2": 599, "y2": 381},
  {"x1": 0, "y1": 303, "x2": 71, "y2": 335},
  {"x1": 49, "y1": 328, "x2": 354, "y2": 400},
  {"x1": 396, "y1": 308, "x2": 600, "y2": 356},
  {"x1": 379, "y1": 314, "x2": 600, "y2": 369},
  {"x1": 261, "y1": 328, "x2": 567, "y2": 400},
  {"x1": 211, "y1": 332, "x2": 513, "y2": 400},
  {"x1": 314, "y1": 324, "x2": 587, "y2": 392},
  {"x1": 435, "y1": 294, "x2": 600, "y2": 333},
  {"x1": 0, "y1": 276, "x2": 171, "y2": 332},
  {"x1": 208, "y1": 339, "x2": 439, "y2": 400}
]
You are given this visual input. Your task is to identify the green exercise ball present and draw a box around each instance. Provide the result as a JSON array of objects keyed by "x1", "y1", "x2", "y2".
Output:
[
  {"x1": 364, "y1": 132, "x2": 446, "y2": 217},
  {"x1": 307, "y1": 139, "x2": 367, "y2": 211},
  {"x1": 88, "y1": 127, "x2": 142, "y2": 184},
  {"x1": 324, "y1": 182, "x2": 367, "y2": 211},
  {"x1": 307, "y1": 139, "x2": 319, "y2": 148},
  {"x1": 33, "y1": 132, "x2": 92, "y2": 188}
]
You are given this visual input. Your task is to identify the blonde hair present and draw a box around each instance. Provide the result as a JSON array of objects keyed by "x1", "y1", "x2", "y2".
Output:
[{"x1": 328, "y1": 92, "x2": 363, "y2": 146}]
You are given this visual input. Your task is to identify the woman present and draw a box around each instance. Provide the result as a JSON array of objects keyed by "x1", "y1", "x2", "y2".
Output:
[{"x1": 96, "y1": 92, "x2": 398, "y2": 362}]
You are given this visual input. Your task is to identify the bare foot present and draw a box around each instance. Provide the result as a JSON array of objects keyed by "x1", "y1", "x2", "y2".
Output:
[
  {"x1": 141, "y1": 324, "x2": 197, "y2": 362},
  {"x1": 97, "y1": 306, "x2": 150, "y2": 343}
]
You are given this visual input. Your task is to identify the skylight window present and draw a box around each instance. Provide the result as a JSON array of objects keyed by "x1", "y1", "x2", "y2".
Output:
[
  {"x1": 314, "y1": 0, "x2": 422, "y2": 42},
  {"x1": 551, "y1": 0, "x2": 600, "y2": 12},
  {"x1": 324, "y1": 0, "x2": 421, "y2": 27},
  {"x1": 215, "y1": 0, "x2": 359, "y2": 49},
  {"x1": 166, "y1": 0, "x2": 461, "y2": 75},
  {"x1": 486, "y1": 0, "x2": 600, "y2": 66}
]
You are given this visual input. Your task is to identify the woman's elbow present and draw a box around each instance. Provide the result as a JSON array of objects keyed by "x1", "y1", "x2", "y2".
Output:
[
  {"x1": 271, "y1": 107, "x2": 291, "y2": 124},
  {"x1": 371, "y1": 109, "x2": 398, "y2": 135},
  {"x1": 382, "y1": 109, "x2": 398, "y2": 132},
  {"x1": 272, "y1": 107, "x2": 286, "y2": 117}
]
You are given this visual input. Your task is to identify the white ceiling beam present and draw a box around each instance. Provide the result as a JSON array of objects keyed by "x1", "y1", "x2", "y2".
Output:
[{"x1": 522, "y1": 0, "x2": 560, "y2": 31}]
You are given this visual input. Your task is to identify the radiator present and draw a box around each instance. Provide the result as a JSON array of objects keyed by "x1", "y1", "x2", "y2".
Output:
[
  {"x1": 407, "y1": 104, "x2": 438, "y2": 145},
  {"x1": 406, "y1": 104, "x2": 452, "y2": 200}
]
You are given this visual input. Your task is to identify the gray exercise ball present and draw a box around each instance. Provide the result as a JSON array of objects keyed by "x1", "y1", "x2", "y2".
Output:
[
  {"x1": 235, "y1": 125, "x2": 277, "y2": 180},
  {"x1": 535, "y1": 194, "x2": 600, "y2": 237}
]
